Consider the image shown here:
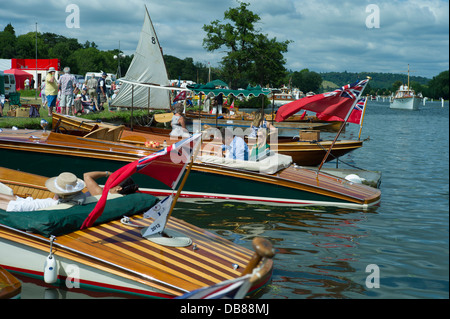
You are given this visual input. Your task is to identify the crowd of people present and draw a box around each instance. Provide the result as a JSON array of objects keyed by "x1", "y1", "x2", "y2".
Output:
[{"x1": 40, "y1": 67, "x2": 118, "y2": 117}]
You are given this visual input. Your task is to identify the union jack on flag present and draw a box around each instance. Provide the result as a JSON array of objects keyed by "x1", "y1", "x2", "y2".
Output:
[
  {"x1": 81, "y1": 134, "x2": 201, "y2": 229},
  {"x1": 347, "y1": 97, "x2": 367, "y2": 125},
  {"x1": 324, "y1": 79, "x2": 370, "y2": 99},
  {"x1": 276, "y1": 78, "x2": 370, "y2": 122},
  {"x1": 318, "y1": 97, "x2": 367, "y2": 125},
  {"x1": 354, "y1": 97, "x2": 366, "y2": 111}
]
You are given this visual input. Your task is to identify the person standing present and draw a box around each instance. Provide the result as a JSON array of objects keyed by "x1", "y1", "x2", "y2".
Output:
[
  {"x1": 40, "y1": 81, "x2": 47, "y2": 109},
  {"x1": 45, "y1": 67, "x2": 58, "y2": 117},
  {"x1": 97, "y1": 72, "x2": 107, "y2": 111},
  {"x1": 86, "y1": 74, "x2": 99, "y2": 112},
  {"x1": 58, "y1": 66, "x2": 76, "y2": 115},
  {"x1": 170, "y1": 103, "x2": 190, "y2": 138},
  {"x1": 213, "y1": 93, "x2": 223, "y2": 114}
]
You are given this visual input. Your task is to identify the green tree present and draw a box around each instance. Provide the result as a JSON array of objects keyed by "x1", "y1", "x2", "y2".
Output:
[
  {"x1": 426, "y1": 70, "x2": 449, "y2": 99},
  {"x1": 48, "y1": 42, "x2": 72, "y2": 68},
  {"x1": 68, "y1": 47, "x2": 103, "y2": 75},
  {"x1": 202, "y1": 1, "x2": 291, "y2": 88},
  {"x1": 249, "y1": 34, "x2": 290, "y2": 87},
  {"x1": 164, "y1": 55, "x2": 186, "y2": 80},
  {"x1": 15, "y1": 32, "x2": 36, "y2": 58},
  {"x1": 291, "y1": 69, "x2": 322, "y2": 93},
  {"x1": 392, "y1": 80, "x2": 402, "y2": 92},
  {"x1": 0, "y1": 23, "x2": 16, "y2": 58}
]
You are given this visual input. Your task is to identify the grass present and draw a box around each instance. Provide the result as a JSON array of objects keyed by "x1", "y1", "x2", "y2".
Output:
[{"x1": 0, "y1": 94, "x2": 166, "y2": 129}]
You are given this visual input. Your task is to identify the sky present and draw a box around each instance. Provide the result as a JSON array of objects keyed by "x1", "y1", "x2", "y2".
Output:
[{"x1": 1, "y1": 0, "x2": 448, "y2": 79}]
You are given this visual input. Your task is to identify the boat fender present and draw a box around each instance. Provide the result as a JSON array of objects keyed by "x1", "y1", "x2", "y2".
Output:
[
  {"x1": 44, "y1": 255, "x2": 58, "y2": 284},
  {"x1": 44, "y1": 235, "x2": 58, "y2": 284},
  {"x1": 345, "y1": 174, "x2": 366, "y2": 184}
]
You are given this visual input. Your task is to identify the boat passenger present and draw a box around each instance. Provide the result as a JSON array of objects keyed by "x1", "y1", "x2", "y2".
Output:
[
  {"x1": 0, "y1": 172, "x2": 85, "y2": 212},
  {"x1": 249, "y1": 111, "x2": 275, "y2": 138},
  {"x1": 170, "y1": 103, "x2": 190, "y2": 138},
  {"x1": 220, "y1": 127, "x2": 249, "y2": 161},
  {"x1": 249, "y1": 128, "x2": 270, "y2": 161},
  {"x1": 83, "y1": 171, "x2": 139, "y2": 197}
]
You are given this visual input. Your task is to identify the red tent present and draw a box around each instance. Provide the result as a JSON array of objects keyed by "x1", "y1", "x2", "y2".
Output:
[{"x1": 4, "y1": 68, "x2": 33, "y2": 91}]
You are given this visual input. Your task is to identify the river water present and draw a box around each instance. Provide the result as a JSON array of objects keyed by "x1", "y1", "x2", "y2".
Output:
[{"x1": 18, "y1": 100, "x2": 448, "y2": 299}]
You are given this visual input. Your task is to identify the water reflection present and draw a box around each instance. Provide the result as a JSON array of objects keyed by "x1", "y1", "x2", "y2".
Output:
[{"x1": 173, "y1": 201, "x2": 379, "y2": 298}]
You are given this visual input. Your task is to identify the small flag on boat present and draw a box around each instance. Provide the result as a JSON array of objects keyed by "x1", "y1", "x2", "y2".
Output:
[
  {"x1": 173, "y1": 90, "x2": 186, "y2": 103},
  {"x1": 275, "y1": 78, "x2": 369, "y2": 122},
  {"x1": 317, "y1": 97, "x2": 367, "y2": 125},
  {"x1": 140, "y1": 195, "x2": 174, "y2": 237},
  {"x1": 175, "y1": 274, "x2": 252, "y2": 299},
  {"x1": 80, "y1": 133, "x2": 201, "y2": 229}
]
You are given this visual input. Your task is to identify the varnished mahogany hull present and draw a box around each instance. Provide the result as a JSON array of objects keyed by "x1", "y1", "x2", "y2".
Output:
[
  {"x1": 0, "y1": 266, "x2": 21, "y2": 299},
  {"x1": 0, "y1": 167, "x2": 272, "y2": 298},
  {"x1": 0, "y1": 131, "x2": 380, "y2": 208},
  {"x1": 51, "y1": 114, "x2": 358, "y2": 166}
]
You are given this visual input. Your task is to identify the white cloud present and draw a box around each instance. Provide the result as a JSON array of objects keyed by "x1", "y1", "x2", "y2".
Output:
[{"x1": 0, "y1": 0, "x2": 448, "y2": 78}]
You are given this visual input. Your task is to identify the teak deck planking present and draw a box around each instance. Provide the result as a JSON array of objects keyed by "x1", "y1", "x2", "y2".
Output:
[{"x1": 0, "y1": 167, "x2": 270, "y2": 297}]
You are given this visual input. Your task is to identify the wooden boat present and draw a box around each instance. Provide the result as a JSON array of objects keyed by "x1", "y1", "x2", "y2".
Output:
[
  {"x1": 273, "y1": 138, "x2": 362, "y2": 166},
  {"x1": 184, "y1": 110, "x2": 342, "y2": 132},
  {"x1": 0, "y1": 127, "x2": 380, "y2": 209},
  {"x1": 51, "y1": 113, "x2": 360, "y2": 166},
  {"x1": 0, "y1": 166, "x2": 273, "y2": 298},
  {"x1": 269, "y1": 89, "x2": 297, "y2": 106},
  {"x1": 0, "y1": 265, "x2": 21, "y2": 299}
]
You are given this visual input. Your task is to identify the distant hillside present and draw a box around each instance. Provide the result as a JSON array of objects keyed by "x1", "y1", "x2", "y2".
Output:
[
  {"x1": 321, "y1": 80, "x2": 339, "y2": 90},
  {"x1": 320, "y1": 71, "x2": 430, "y2": 89}
]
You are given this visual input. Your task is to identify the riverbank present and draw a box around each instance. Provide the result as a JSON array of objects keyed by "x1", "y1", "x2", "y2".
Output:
[{"x1": 0, "y1": 96, "x2": 159, "y2": 129}]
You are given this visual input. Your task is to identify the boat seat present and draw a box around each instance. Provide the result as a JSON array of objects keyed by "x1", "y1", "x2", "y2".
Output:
[
  {"x1": 105, "y1": 125, "x2": 125, "y2": 142},
  {"x1": 0, "y1": 193, "x2": 159, "y2": 237},
  {"x1": 154, "y1": 113, "x2": 173, "y2": 123},
  {"x1": 83, "y1": 127, "x2": 110, "y2": 140},
  {"x1": 87, "y1": 124, "x2": 100, "y2": 132}
]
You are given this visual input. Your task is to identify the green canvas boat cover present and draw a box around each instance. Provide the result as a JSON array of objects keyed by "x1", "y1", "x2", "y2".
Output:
[{"x1": 0, "y1": 193, "x2": 159, "y2": 237}]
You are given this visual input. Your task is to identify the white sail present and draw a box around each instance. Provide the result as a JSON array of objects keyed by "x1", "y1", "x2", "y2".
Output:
[{"x1": 112, "y1": 6, "x2": 171, "y2": 109}]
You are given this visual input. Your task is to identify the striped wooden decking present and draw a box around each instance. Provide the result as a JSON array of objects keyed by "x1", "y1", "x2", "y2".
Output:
[{"x1": 0, "y1": 167, "x2": 272, "y2": 298}]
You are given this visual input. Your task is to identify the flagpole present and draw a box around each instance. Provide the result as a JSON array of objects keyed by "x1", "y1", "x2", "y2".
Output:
[
  {"x1": 358, "y1": 96, "x2": 369, "y2": 141},
  {"x1": 317, "y1": 77, "x2": 371, "y2": 172},
  {"x1": 317, "y1": 120, "x2": 347, "y2": 172},
  {"x1": 166, "y1": 137, "x2": 202, "y2": 220}
]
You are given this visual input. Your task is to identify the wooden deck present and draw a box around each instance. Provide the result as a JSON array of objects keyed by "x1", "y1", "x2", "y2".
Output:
[{"x1": 0, "y1": 167, "x2": 273, "y2": 298}]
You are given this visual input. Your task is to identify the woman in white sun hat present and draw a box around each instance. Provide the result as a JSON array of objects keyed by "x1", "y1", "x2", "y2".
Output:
[{"x1": 0, "y1": 172, "x2": 85, "y2": 212}]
